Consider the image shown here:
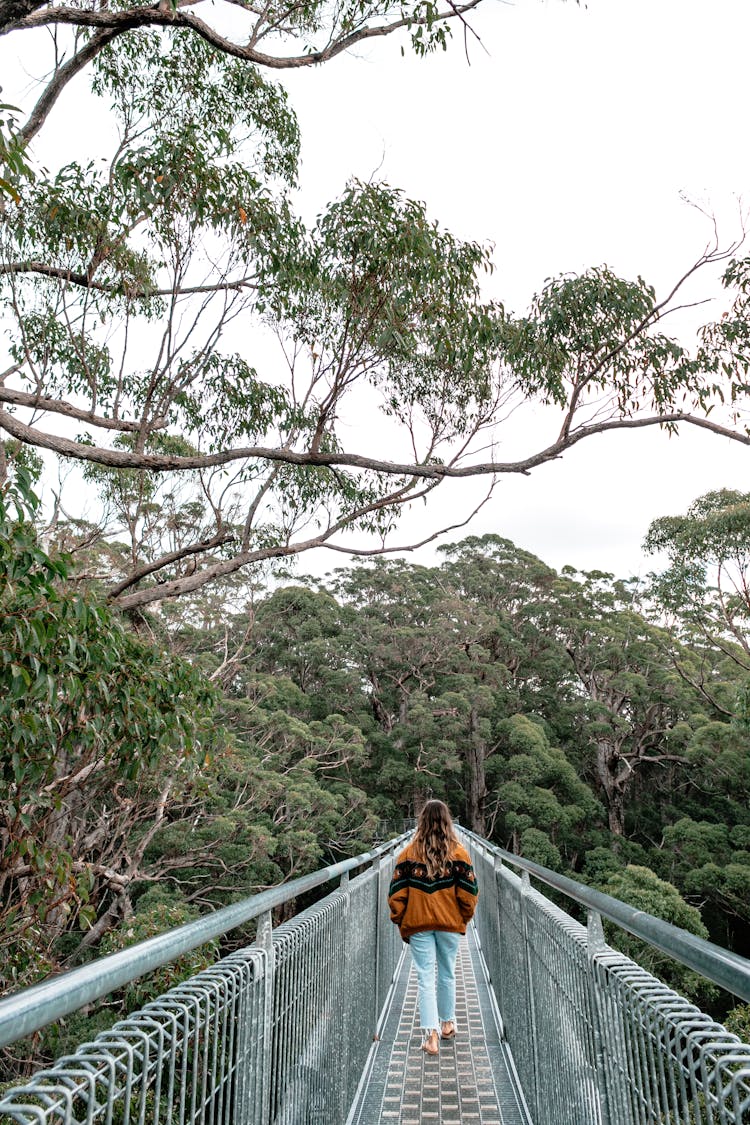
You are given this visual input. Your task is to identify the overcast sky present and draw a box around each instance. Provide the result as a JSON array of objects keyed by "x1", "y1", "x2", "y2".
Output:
[
  {"x1": 277, "y1": 0, "x2": 750, "y2": 579},
  {"x1": 5, "y1": 0, "x2": 750, "y2": 582}
]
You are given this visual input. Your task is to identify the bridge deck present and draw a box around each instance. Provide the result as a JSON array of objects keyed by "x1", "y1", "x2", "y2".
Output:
[{"x1": 347, "y1": 927, "x2": 531, "y2": 1125}]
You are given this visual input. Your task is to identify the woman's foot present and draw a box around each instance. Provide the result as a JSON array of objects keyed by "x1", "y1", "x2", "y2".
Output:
[
  {"x1": 441, "y1": 1021, "x2": 456, "y2": 1039},
  {"x1": 421, "y1": 1030, "x2": 439, "y2": 1056}
]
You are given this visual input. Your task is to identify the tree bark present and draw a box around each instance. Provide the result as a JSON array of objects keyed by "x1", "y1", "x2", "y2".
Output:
[
  {"x1": 464, "y1": 705, "x2": 487, "y2": 835},
  {"x1": 0, "y1": 0, "x2": 44, "y2": 29},
  {"x1": 595, "y1": 740, "x2": 627, "y2": 840}
]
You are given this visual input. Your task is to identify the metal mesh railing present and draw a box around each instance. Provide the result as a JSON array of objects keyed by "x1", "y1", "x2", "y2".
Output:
[
  {"x1": 7, "y1": 824, "x2": 750, "y2": 1125},
  {"x1": 0, "y1": 842, "x2": 405, "y2": 1125},
  {"x1": 464, "y1": 830, "x2": 750, "y2": 1125},
  {"x1": 0, "y1": 948, "x2": 269, "y2": 1125},
  {"x1": 267, "y1": 859, "x2": 403, "y2": 1125}
]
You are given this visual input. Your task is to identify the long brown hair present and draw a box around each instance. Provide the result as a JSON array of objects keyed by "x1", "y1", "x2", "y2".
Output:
[{"x1": 412, "y1": 800, "x2": 459, "y2": 877}]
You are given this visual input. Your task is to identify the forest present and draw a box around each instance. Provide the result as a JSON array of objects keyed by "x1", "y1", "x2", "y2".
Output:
[
  {"x1": 2, "y1": 0, "x2": 750, "y2": 1087},
  {"x1": 3, "y1": 462, "x2": 750, "y2": 1075}
]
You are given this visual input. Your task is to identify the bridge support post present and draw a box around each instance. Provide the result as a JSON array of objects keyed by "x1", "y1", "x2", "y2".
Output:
[
  {"x1": 520, "y1": 870, "x2": 541, "y2": 1122},
  {"x1": 339, "y1": 870, "x2": 353, "y2": 1123},
  {"x1": 587, "y1": 909, "x2": 614, "y2": 1125},
  {"x1": 373, "y1": 854, "x2": 383, "y2": 1032},
  {"x1": 492, "y1": 855, "x2": 506, "y2": 1039},
  {"x1": 254, "y1": 908, "x2": 275, "y2": 1125}
]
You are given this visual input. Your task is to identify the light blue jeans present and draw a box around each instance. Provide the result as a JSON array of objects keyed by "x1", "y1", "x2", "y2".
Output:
[{"x1": 409, "y1": 930, "x2": 461, "y2": 1032}]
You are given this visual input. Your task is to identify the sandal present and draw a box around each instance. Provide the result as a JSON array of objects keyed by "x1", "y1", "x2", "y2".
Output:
[
  {"x1": 421, "y1": 1030, "x2": 439, "y2": 1056},
  {"x1": 441, "y1": 1021, "x2": 456, "y2": 1040}
]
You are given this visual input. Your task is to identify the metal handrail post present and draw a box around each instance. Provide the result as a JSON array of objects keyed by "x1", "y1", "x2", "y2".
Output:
[
  {"x1": 586, "y1": 909, "x2": 613, "y2": 1125},
  {"x1": 340, "y1": 871, "x2": 352, "y2": 1124},
  {"x1": 373, "y1": 853, "x2": 382, "y2": 1031},
  {"x1": 520, "y1": 870, "x2": 541, "y2": 1122},
  {"x1": 493, "y1": 854, "x2": 506, "y2": 1039},
  {"x1": 254, "y1": 908, "x2": 274, "y2": 1125}
]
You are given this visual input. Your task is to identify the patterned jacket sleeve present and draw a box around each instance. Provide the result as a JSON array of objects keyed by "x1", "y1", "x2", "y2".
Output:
[
  {"x1": 453, "y1": 849, "x2": 479, "y2": 923},
  {"x1": 388, "y1": 853, "x2": 410, "y2": 927}
]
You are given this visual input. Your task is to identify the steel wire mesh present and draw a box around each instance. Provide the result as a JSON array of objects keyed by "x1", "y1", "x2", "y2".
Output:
[
  {"x1": 465, "y1": 836, "x2": 750, "y2": 1125},
  {"x1": 0, "y1": 849, "x2": 402, "y2": 1125},
  {"x1": 11, "y1": 828, "x2": 750, "y2": 1125},
  {"x1": 0, "y1": 948, "x2": 267, "y2": 1125},
  {"x1": 268, "y1": 858, "x2": 402, "y2": 1124}
]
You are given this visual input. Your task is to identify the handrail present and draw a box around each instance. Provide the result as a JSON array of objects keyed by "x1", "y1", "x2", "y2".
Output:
[
  {"x1": 0, "y1": 832, "x2": 410, "y2": 1050},
  {"x1": 461, "y1": 827, "x2": 750, "y2": 1002}
]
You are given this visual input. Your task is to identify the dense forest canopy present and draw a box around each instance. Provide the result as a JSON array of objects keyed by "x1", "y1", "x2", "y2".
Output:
[{"x1": 3, "y1": 469, "x2": 750, "y2": 1072}]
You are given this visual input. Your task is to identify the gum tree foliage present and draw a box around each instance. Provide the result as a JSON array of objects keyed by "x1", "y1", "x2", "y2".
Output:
[
  {"x1": 435, "y1": 534, "x2": 587, "y2": 823},
  {"x1": 324, "y1": 559, "x2": 477, "y2": 817},
  {"x1": 643, "y1": 489, "x2": 750, "y2": 952},
  {"x1": 137, "y1": 582, "x2": 382, "y2": 902},
  {"x1": 655, "y1": 818, "x2": 750, "y2": 951},
  {"x1": 1, "y1": 5, "x2": 750, "y2": 608},
  {"x1": 645, "y1": 489, "x2": 750, "y2": 721},
  {"x1": 0, "y1": 470, "x2": 215, "y2": 1004},
  {"x1": 318, "y1": 542, "x2": 603, "y2": 844},
  {"x1": 597, "y1": 865, "x2": 718, "y2": 1008},
  {"x1": 547, "y1": 569, "x2": 705, "y2": 839},
  {"x1": 429, "y1": 537, "x2": 705, "y2": 844},
  {"x1": 490, "y1": 714, "x2": 601, "y2": 868},
  {"x1": 0, "y1": 100, "x2": 29, "y2": 201}
]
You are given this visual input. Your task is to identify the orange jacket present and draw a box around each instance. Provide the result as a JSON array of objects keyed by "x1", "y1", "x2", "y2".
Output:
[{"x1": 387, "y1": 840, "x2": 479, "y2": 942}]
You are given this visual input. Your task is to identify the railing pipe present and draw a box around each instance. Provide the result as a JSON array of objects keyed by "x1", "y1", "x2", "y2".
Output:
[
  {"x1": 462, "y1": 828, "x2": 750, "y2": 1002},
  {"x1": 0, "y1": 833, "x2": 410, "y2": 1050}
]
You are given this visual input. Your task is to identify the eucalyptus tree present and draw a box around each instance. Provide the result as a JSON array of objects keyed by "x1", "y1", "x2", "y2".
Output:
[
  {"x1": 434, "y1": 536, "x2": 586, "y2": 831},
  {"x1": 643, "y1": 491, "x2": 750, "y2": 944},
  {"x1": 489, "y1": 713, "x2": 602, "y2": 866},
  {"x1": 437, "y1": 535, "x2": 575, "y2": 716},
  {"x1": 0, "y1": 471, "x2": 215, "y2": 996},
  {"x1": 152, "y1": 581, "x2": 378, "y2": 889},
  {"x1": 329, "y1": 545, "x2": 578, "y2": 834},
  {"x1": 539, "y1": 569, "x2": 705, "y2": 839},
  {"x1": 645, "y1": 488, "x2": 750, "y2": 721},
  {"x1": 327, "y1": 559, "x2": 469, "y2": 815},
  {"x1": 2, "y1": 3, "x2": 750, "y2": 607}
]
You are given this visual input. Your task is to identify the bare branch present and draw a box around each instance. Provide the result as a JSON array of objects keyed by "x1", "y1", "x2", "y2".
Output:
[
  {"x1": 0, "y1": 261, "x2": 260, "y2": 298},
  {"x1": 3, "y1": 0, "x2": 484, "y2": 68},
  {"x1": 0, "y1": 385, "x2": 168, "y2": 432},
  {"x1": 320, "y1": 477, "x2": 496, "y2": 557},
  {"x1": 3, "y1": 404, "x2": 750, "y2": 477},
  {"x1": 106, "y1": 528, "x2": 237, "y2": 596},
  {"x1": 19, "y1": 28, "x2": 121, "y2": 143}
]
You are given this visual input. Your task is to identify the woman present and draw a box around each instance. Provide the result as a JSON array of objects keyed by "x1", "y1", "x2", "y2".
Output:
[{"x1": 387, "y1": 800, "x2": 479, "y2": 1055}]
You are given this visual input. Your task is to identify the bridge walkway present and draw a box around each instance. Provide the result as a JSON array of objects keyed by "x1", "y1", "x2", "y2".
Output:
[
  {"x1": 348, "y1": 926, "x2": 531, "y2": 1125},
  {"x1": 2, "y1": 830, "x2": 750, "y2": 1125}
]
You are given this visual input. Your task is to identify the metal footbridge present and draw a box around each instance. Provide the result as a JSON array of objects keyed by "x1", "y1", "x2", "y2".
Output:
[{"x1": 1, "y1": 830, "x2": 750, "y2": 1124}]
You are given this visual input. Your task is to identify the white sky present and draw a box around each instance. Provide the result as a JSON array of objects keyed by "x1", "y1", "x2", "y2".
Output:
[
  {"x1": 5, "y1": 0, "x2": 750, "y2": 582},
  {"x1": 276, "y1": 0, "x2": 750, "y2": 579}
]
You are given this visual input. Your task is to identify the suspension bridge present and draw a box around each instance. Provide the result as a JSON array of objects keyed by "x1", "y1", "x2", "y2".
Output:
[{"x1": 1, "y1": 829, "x2": 749, "y2": 1124}]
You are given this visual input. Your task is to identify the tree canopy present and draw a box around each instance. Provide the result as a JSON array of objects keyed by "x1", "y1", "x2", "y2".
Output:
[
  {"x1": 4, "y1": 494, "x2": 750, "y2": 1076},
  {"x1": 1, "y1": 1, "x2": 750, "y2": 605}
]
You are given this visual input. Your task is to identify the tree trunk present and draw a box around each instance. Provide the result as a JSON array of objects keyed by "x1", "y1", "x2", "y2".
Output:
[
  {"x1": 465, "y1": 705, "x2": 487, "y2": 835},
  {"x1": 595, "y1": 740, "x2": 627, "y2": 841},
  {"x1": 607, "y1": 791, "x2": 625, "y2": 839}
]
